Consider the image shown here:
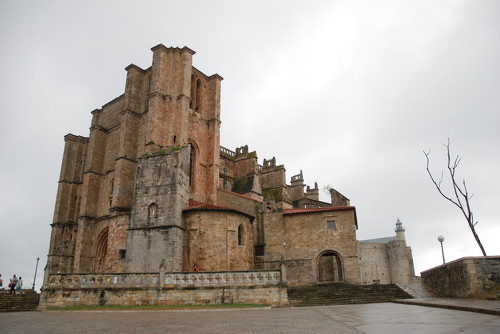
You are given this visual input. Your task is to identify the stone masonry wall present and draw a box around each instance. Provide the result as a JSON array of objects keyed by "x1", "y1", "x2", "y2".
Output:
[
  {"x1": 126, "y1": 147, "x2": 191, "y2": 273},
  {"x1": 183, "y1": 210, "x2": 254, "y2": 272},
  {"x1": 421, "y1": 256, "x2": 500, "y2": 297},
  {"x1": 358, "y1": 240, "x2": 414, "y2": 285},
  {"x1": 262, "y1": 209, "x2": 361, "y2": 285},
  {"x1": 39, "y1": 271, "x2": 287, "y2": 308},
  {"x1": 232, "y1": 151, "x2": 259, "y2": 179},
  {"x1": 40, "y1": 285, "x2": 287, "y2": 308},
  {"x1": 387, "y1": 240, "x2": 414, "y2": 284},
  {"x1": 217, "y1": 188, "x2": 261, "y2": 216},
  {"x1": 358, "y1": 242, "x2": 392, "y2": 284}
]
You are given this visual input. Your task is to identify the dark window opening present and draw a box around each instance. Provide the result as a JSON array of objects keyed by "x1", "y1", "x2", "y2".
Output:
[
  {"x1": 237, "y1": 224, "x2": 244, "y2": 246},
  {"x1": 195, "y1": 79, "x2": 202, "y2": 111},
  {"x1": 189, "y1": 144, "x2": 194, "y2": 187},
  {"x1": 190, "y1": 75, "x2": 195, "y2": 109},
  {"x1": 255, "y1": 245, "x2": 265, "y2": 256},
  {"x1": 327, "y1": 220, "x2": 336, "y2": 229},
  {"x1": 148, "y1": 203, "x2": 158, "y2": 218}
]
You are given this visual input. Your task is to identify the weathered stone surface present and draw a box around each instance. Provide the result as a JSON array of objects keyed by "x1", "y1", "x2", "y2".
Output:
[
  {"x1": 183, "y1": 210, "x2": 254, "y2": 272},
  {"x1": 44, "y1": 45, "x2": 416, "y2": 309},
  {"x1": 421, "y1": 256, "x2": 500, "y2": 297},
  {"x1": 39, "y1": 284, "x2": 287, "y2": 308}
]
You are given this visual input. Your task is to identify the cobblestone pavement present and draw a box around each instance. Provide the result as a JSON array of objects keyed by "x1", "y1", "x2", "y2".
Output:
[{"x1": 1, "y1": 302, "x2": 499, "y2": 334}]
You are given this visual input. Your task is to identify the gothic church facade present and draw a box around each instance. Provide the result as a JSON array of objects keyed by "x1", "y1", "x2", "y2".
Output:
[{"x1": 47, "y1": 45, "x2": 414, "y2": 286}]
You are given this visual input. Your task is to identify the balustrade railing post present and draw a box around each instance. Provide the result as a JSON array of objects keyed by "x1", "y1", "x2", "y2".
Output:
[
  {"x1": 159, "y1": 259, "x2": 166, "y2": 288},
  {"x1": 280, "y1": 258, "x2": 287, "y2": 283}
]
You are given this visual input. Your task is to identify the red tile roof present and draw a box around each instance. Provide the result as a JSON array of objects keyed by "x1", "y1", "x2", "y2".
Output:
[
  {"x1": 283, "y1": 206, "x2": 355, "y2": 215},
  {"x1": 217, "y1": 188, "x2": 263, "y2": 203}
]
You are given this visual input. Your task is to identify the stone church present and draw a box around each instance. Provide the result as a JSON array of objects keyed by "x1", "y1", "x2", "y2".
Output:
[{"x1": 47, "y1": 44, "x2": 414, "y2": 288}]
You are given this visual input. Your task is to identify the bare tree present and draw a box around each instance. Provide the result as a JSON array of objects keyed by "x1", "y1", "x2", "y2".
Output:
[{"x1": 424, "y1": 139, "x2": 487, "y2": 256}]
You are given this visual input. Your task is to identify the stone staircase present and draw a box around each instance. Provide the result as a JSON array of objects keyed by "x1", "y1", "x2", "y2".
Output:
[
  {"x1": 288, "y1": 283, "x2": 413, "y2": 307},
  {"x1": 0, "y1": 290, "x2": 40, "y2": 312},
  {"x1": 396, "y1": 282, "x2": 435, "y2": 299}
]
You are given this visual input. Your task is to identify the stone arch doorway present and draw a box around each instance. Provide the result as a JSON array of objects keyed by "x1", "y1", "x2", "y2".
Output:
[
  {"x1": 317, "y1": 251, "x2": 343, "y2": 282},
  {"x1": 94, "y1": 227, "x2": 109, "y2": 272}
]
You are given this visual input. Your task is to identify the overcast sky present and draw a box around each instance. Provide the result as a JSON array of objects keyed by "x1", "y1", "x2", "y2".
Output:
[{"x1": 1, "y1": 0, "x2": 499, "y2": 291}]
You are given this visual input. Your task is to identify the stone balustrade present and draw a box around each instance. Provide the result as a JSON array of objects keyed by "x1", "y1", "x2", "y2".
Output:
[
  {"x1": 165, "y1": 271, "x2": 281, "y2": 285},
  {"x1": 46, "y1": 270, "x2": 282, "y2": 289},
  {"x1": 47, "y1": 273, "x2": 159, "y2": 288},
  {"x1": 220, "y1": 146, "x2": 236, "y2": 157}
]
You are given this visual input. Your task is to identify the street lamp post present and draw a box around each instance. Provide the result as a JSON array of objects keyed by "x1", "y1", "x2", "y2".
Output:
[
  {"x1": 32, "y1": 257, "x2": 40, "y2": 291},
  {"x1": 438, "y1": 235, "x2": 445, "y2": 264}
]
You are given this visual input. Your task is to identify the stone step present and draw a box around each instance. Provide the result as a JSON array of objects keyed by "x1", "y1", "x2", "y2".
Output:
[
  {"x1": 0, "y1": 291, "x2": 40, "y2": 312},
  {"x1": 288, "y1": 283, "x2": 412, "y2": 307},
  {"x1": 396, "y1": 282, "x2": 435, "y2": 299}
]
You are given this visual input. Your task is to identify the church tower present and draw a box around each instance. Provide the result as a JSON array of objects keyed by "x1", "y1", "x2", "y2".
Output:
[{"x1": 47, "y1": 45, "x2": 223, "y2": 275}]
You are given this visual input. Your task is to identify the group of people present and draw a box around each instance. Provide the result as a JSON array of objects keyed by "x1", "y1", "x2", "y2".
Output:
[{"x1": 0, "y1": 274, "x2": 23, "y2": 294}]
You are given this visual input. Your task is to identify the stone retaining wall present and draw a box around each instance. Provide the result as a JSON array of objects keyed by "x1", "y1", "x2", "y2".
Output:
[
  {"x1": 39, "y1": 270, "x2": 287, "y2": 308},
  {"x1": 39, "y1": 285, "x2": 287, "y2": 309},
  {"x1": 421, "y1": 256, "x2": 500, "y2": 297}
]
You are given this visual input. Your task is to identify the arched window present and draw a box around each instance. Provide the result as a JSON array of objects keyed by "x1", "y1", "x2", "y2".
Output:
[
  {"x1": 195, "y1": 79, "x2": 202, "y2": 111},
  {"x1": 237, "y1": 224, "x2": 244, "y2": 246},
  {"x1": 109, "y1": 178, "x2": 114, "y2": 207},
  {"x1": 190, "y1": 75, "x2": 196, "y2": 109},
  {"x1": 189, "y1": 75, "x2": 203, "y2": 112},
  {"x1": 148, "y1": 203, "x2": 158, "y2": 218},
  {"x1": 188, "y1": 142, "x2": 197, "y2": 188},
  {"x1": 222, "y1": 168, "x2": 228, "y2": 189}
]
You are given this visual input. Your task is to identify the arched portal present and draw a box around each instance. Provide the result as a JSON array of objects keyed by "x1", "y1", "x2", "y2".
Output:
[
  {"x1": 317, "y1": 251, "x2": 343, "y2": 282},
  {"x1": 94, "y1": 227, "x2": 109, "y2": 272}
]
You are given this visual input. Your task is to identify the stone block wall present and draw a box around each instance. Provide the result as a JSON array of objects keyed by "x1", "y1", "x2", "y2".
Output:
[
  {"x1": 183, "y1": 210, "x2": 254, "y2": 272},
  {"x1": 260, "y1": 166, "x2": 287, "y2": 191},
  {"x1": 126, "y1": 147, "x2": 191, "y2": 273},
  {"x1": 40, "y1": 285, "x2": 287, "y2": 308},
  {"x1": 358, "y1": 240, "x2": 414, "y2": 285},
  {"x1": 39, "y1": 271, "x2": 287, "y2": 308},
  {"x1": 232, "y1": 151, "x2": 259, "y2": 179},
  {"x1": 358, "y1": 242, "x2": 392, "y2": 284},
  {"x1": 48, "y1": 223, "x2": 78, "y2": 274},
  {"x1": 387, "y1": 240, "x2": 414, "y2": 284},
  {"x1": 261, "y1": 209, "x2": 361, "y2": 285},
  {"x1": 217, "y1": 188, "x2": 261, "y2": 216},
  {"x1": 421, "y1": 256, "x2": 500, "y2": 297}
]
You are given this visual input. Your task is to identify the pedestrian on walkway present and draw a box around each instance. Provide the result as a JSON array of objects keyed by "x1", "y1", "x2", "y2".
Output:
[
  {"x1": 9, "y1": 275, "x2": 18, "y2": 294},
  {"x1": 16, "y1": 276, "x2": 23, "y2": 293}
]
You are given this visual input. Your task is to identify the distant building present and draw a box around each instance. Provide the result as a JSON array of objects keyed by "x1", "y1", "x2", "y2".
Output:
[
  {"x1": 359, "y1": 218, "x2": 415, "y2": 284},
  {"x1": 45, "y1": 45, "x2": 415, "y2": 287}
]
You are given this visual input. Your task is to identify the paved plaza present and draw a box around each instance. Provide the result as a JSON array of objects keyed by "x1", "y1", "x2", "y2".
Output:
[{"x1": 1, "y1": 302, "x2": 499, "y2": 334}]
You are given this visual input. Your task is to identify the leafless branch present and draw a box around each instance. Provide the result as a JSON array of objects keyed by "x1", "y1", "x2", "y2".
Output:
[{"x1": 424, "y1": 138, "x2": 487, "y2": 256}]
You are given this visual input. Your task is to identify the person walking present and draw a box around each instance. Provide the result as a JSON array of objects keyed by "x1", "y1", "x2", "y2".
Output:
[
  {"x1": 16, "y1": 276, "x2": 23, "y2": 293},
  {"x1": 0, "y1": 274, "x2": 3, "y2": 289},
  {"x1": 9, "y1": 275, "x2": 18, "y2": 294}
]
